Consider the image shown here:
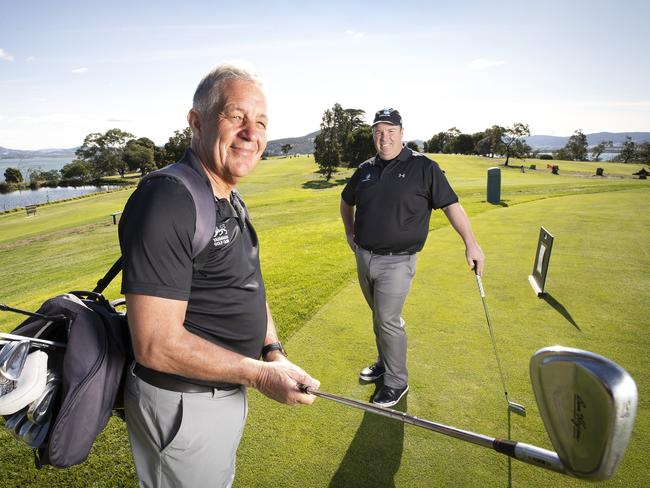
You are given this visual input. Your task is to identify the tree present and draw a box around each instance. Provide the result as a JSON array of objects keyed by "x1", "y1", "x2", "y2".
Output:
[
  {"x1": 637, "y1": 142, "x2": 650, "y2": 164},
  {"x1": 163, "y1": 127, "x2": 193, "y2": 165},
  {"x1": 443, "y1": 127, "x2": 461, "y2": 153},
  {"x1": 314, "y1": 103, "x2": 368, "y2": 179},
  {"x1": 76, "y1": 128, "x2": 134, "y2": 177},
  {"x1": 617, "y1": 136, "x2": 637, "y2": 163},
  {"x1": 509, "y1": 139, "x2": 533, "y2": 160},
  {"x1": 344, "y1": 126, "x2": 375, "y2": 168},
  {"x1": 61, "y1": 160, "x2": 92, "y2": 181},
  {"x1": 482, "y1": 125, "x2": 506, "y2": 157},
  {"x1": 124, "y1": 137, "x2": 156, "y2": 175},
  {"x1": 448, "y1": 134, "x2": 474, "y2": 155},
  {"x1": 559, "y1": 129, "x2": 588, "y2": 161},
  {"x1": 28, "y1": 169, "x2": 60, "y2": 187},
  {"x1": 281, "y1": 144, "x2": 293, "y2": 157},
  {"x1": 501, "y1": 122, "x2": 530, "y2": 166},
  {"x1": 591, "y1": 140, "x2": 613, "y2": 162},
  {"x1": 406, "y1": 141, "x2": 420, "y2": 152},
  {"x1": 4, "y1": 167, "x2": 23, "y2": 184},
  {"x1": 423, "y1": 132, "x2": 446, "y2": 153}
]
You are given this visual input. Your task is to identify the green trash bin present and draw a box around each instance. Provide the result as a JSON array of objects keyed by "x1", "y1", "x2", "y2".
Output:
[{"x1": 487, "y1": 167, "x2": 501, "y2": 203}]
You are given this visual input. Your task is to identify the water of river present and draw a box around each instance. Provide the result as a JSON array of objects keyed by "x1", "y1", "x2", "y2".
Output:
[
  {"x1": 0, "y1": 157, "x2": 73, "y2": 180},
  {"x1": 1, "y1": 185, "x2": 118, "y2": 212}
]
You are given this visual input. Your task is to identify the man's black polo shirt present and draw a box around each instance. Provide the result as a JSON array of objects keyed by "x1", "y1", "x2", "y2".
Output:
[
  {"x1": 119, "y1": 150, "x2": 267, "y2": 386},
  {"x1": 341, "y1": 147, "x2": 458, "y2": 254}
]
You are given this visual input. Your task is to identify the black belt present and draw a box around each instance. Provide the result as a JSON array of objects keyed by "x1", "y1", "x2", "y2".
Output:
[
  {"x1": 133, "y1": 363, "x2": 239, "y2": 393},
  {"x1": 362, "y1": 248, "x2": 415, "y2": 256}
]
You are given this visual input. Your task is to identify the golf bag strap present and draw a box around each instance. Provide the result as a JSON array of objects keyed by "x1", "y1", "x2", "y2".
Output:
[{"x1": 93, "y1": 257, "x2": 122, "y2": 294}]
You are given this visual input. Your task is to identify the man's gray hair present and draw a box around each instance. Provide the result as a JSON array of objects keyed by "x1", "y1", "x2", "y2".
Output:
[{"x1": 192, "y1": 64, "x2": 262, "y2": 117}]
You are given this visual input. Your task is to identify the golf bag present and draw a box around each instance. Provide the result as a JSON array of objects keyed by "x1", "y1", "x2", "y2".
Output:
[{"x1": 9, "y1": 292, "x2": 130, "y2": 468}]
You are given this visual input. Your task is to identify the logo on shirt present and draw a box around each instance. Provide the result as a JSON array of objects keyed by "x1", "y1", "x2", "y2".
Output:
[
  {"x1": 361, "y1": 173, "x2": 372, "y2": 183},
  {"x1": 213, "y1": 224, "x2": 230, "y2": 247},
  {"x1": 398, "y1": 173, "x2": 406, "y2": 178}
]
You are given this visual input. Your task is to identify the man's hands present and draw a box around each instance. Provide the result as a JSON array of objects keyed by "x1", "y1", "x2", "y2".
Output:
[
  {"x1": 252, "y1": 357, "x2": 320, "y2": 405},
  {"x1": 466, "y1": 243, "x2": 485, "y2": 276}
]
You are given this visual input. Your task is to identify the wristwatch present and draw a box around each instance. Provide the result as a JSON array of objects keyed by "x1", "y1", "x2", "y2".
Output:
[{"x1": 262, "y1": 341, "x2": 287, "y2": 359}]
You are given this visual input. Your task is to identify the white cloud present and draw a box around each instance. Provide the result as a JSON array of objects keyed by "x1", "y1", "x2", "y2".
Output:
[
  {"x1": 26, "y1": 56, "x2": 36, "y2": 62},
  {"x1": 469, "y1": 58, "x2": 505, "y2": 70},
  {"x1": 71, "y1": 67, "x2": 88, "y2": 74},
  {"x1": 0, "y1": 48, "x2": 15, "y2": 62},
  {"x1": 345, "y1": 30, "x2": 364, "y2": 39}
]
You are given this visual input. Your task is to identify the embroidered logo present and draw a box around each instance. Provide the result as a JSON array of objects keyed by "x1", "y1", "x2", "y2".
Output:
[
  {"x1": 361, "y1": 173, "x2": 372, "y2": 183},
  {"x1": 398, "y1": 173, "x2": 406, "y2": 178},
  {"x1": 213, "y1": 224, "x2": 230, "y2": 247}
]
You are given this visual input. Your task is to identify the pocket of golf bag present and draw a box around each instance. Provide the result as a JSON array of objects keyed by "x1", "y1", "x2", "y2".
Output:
[{"x1": 11, "y1": 292, "x2": 130, "y2": 468}]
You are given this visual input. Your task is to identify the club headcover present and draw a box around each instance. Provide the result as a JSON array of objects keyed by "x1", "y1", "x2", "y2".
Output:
[{"x1": 0, "y1": 350, "x2": 48, "y2": 415}]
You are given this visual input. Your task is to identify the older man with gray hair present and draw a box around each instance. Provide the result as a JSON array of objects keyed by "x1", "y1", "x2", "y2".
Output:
[{"x1": 119, "y1": 64, "x2": 319, "y2": 487}]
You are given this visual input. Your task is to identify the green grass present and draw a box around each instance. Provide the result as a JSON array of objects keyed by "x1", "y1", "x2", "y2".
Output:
[{"x1": 0, "y1": 155, "x2": 648, "y2": 487}]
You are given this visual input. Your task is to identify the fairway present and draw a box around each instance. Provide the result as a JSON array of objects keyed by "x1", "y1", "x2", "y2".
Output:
[{"x1": 0, "y1": 155, "x2": 648, "y2": 487}]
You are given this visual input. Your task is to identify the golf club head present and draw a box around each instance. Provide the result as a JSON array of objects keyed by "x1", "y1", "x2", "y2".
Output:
[
  {"x1": 530, "y1": 346, "x2": 637, "y2": 481},
  {"x1": 5, "y1": 409, "x2": 29, "y2": 440},
  {"x1": 0, "y1": 340, "x2": 31, "y2": 381},
  {"x1": 27, "y1": 380, "x2": 60, "y2": 424},
  {"x1": 18, "y1": 417, "x2": 50, "y2": 448}
]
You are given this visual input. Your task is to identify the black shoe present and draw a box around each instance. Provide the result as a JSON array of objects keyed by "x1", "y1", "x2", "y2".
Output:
[
  {"x1": 359, "y1": 362, "x2": 385, "y2": 381},
  {"x1": 372, "y1": 385, "x2": 409, "y2": 407}
]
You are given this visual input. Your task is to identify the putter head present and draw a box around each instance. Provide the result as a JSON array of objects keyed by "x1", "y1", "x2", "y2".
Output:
[{"x1": 530, "y1": 346, "x2": 637, "y2": 481}]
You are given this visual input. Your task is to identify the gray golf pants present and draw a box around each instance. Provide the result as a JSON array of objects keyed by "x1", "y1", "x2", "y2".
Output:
[
  {"x1": 124, "y1": 365, "x2": 247, "y2": 488},
  {"x1": 355, "y1": 248, "x2": 417, "y2": 388}
]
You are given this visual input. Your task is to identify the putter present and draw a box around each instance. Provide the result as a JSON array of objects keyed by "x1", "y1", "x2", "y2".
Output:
[
  {"x1": 473, "y1": 265, "x2": 526, "y2": 417},
  {"x1": 0, "y1": 340, "x2": 31, "y2": 381},
  {"x1": 299, "y1": 346, "x2": 637, "y2": 481}
]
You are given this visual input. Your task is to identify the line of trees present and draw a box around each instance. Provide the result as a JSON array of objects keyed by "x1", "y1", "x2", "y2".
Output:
[
  {"x1": 2, "y1": 127, "x2": 193, "y2": 188},
  {"x1": 553, "y1": 130, "x2": 650, "y2": 163},
  {"x1": 422, "y1": 123, "x2": 531, "y2": 166}
]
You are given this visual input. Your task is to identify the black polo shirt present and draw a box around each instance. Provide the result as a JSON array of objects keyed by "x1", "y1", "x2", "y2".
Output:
[
  {"x1": 341, "y1": 147, "x2": 458, "y2": 253},
  {"x1": 119, "y1": 151, "x2": 267, "y2": 386}
]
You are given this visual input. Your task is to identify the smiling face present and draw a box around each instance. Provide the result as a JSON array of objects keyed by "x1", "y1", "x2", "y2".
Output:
[
  {"x1": 189, "y1": 79, "x2": 268, "y2": 190},
  {"x1": 373, "y1": 122, "x2": 403, "y2": 160}
]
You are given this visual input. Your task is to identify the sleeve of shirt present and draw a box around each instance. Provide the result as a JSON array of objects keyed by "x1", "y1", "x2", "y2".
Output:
[
  {"x1": 119, "y1": 178, "x2": 196, "y2": 300},
  {"x1": 341, "y1": 168, "x2": 361, "y2": 205},
  {"x1": 428, "y1": 161, "x2": 459, "y2": 210}
]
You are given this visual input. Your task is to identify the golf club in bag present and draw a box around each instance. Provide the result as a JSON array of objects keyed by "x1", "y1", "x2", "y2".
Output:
[{"x1": 300, "y1": 346, "x2": 637, "y2": 481}]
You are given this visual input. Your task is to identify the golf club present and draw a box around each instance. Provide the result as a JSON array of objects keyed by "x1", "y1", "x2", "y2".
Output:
[
  {"x1": 0, "y1": 303, "x2": 66, "y2": 322},
  {"x1": 0, "y1": 332, "x2": 66, "y2": 350},
  {"x1": 299, "y1": 346, "x2": 637, "y2": 481},
  {"x1": 27, "y1": 373, "x2": 61, "y2": 424},
  {"x1": 0, "y1": 340, "x2": 31, "y2": 381},
  {"x1": 18, "y1": 417, "x2": 50, "y2": 448},
  {"x1": 472, "y1": 264, "x2": 526, "y2": 417}
]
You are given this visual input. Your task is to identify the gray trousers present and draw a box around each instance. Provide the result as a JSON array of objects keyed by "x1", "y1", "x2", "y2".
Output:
[
  {"x1": 355, "y1": 248, "x2": 417, "y2": 388},
  {"x1": 125, "y1": 364, "x2": 247, "y2": 488}
]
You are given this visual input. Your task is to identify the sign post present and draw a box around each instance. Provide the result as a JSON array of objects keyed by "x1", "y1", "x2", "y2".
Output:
[{"x1": 528, "y1": 227, "x2": 554, "y2": 297}]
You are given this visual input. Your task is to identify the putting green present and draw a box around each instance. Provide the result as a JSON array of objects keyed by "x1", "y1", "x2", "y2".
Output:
[{"x1": 235, "y1": 187, "x2": 650, "y2": 488}]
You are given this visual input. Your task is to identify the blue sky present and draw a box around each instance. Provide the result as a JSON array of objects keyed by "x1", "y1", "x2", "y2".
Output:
[{"x1": 1, "y1": 0, "x2": 648, "y2": 149}]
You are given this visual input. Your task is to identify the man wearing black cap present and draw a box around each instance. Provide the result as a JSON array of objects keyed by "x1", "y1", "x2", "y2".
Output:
[{"x1": 340, "y1": 108, "x2": 484, "y2": 407}]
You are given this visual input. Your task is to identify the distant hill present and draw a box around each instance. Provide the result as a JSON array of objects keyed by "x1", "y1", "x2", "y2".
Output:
[
  {"x1": 264, "y1": 131, "x2": 319, "y2": 156},
  {"x1": 526, "y1": 132, "x2": 650, "y2": 150},
  {"x1": 0, "y1": 146, "x2": 78, "y2": 159}
]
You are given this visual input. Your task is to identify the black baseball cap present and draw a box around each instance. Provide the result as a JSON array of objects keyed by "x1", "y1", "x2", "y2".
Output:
[{"x1": 372, "y1": 108, "x2": 402, "y2": 126}]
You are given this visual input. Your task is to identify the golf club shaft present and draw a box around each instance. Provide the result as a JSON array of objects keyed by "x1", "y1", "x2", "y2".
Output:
[
  {"x1": 300, "y1": 385, "x2": 565, "y2": 475},
  {"x1": 474, "y1": 273, "x2": 514, "y2": 407},
  {"x1": 0, "y1": 332, "x2": 66, "y2": 349},
  {"x1": 0, "y1": 303, "x2": 66, "y2": 322}
]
